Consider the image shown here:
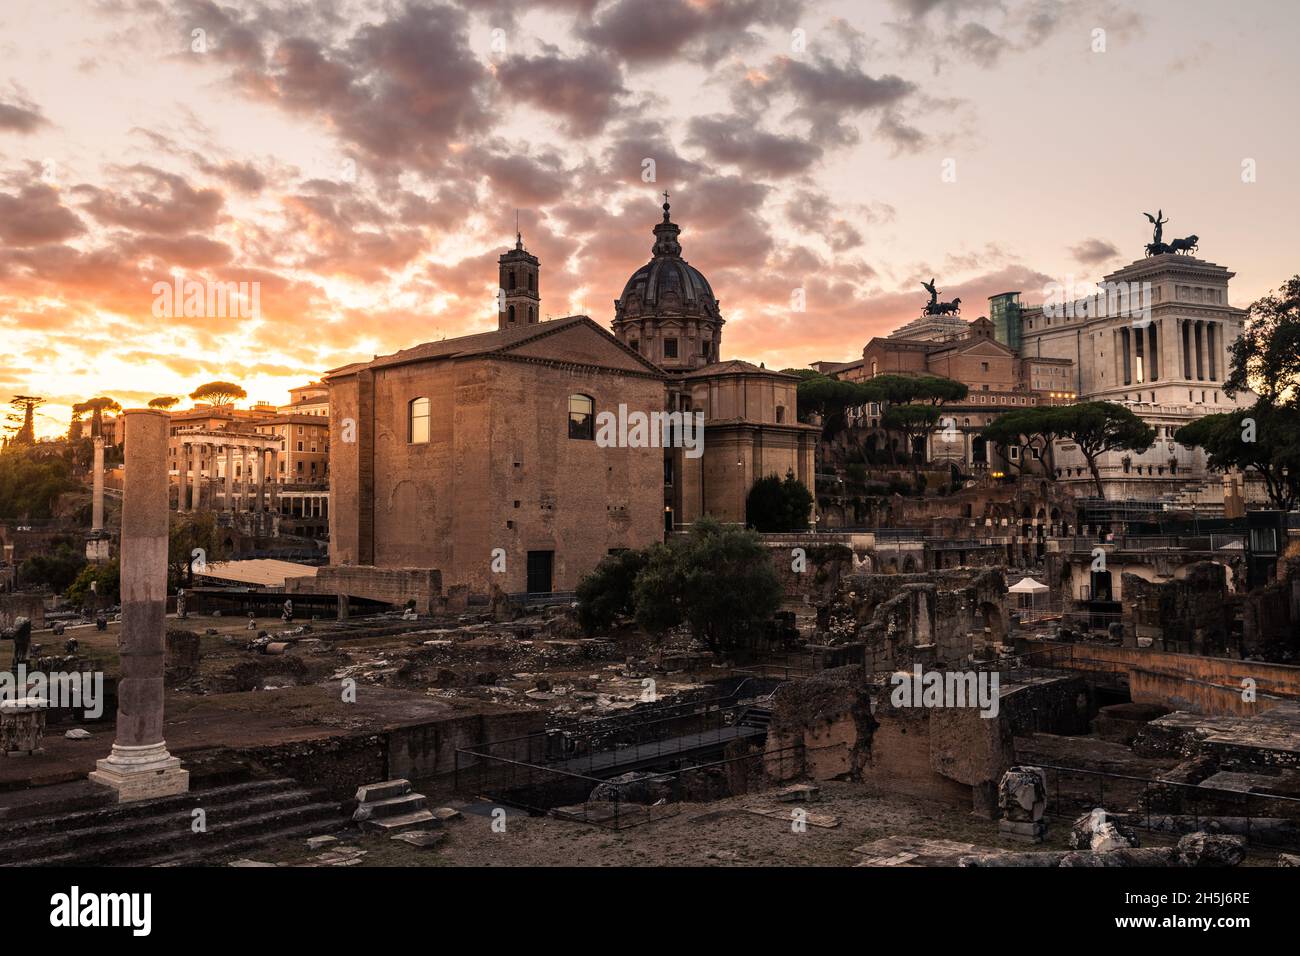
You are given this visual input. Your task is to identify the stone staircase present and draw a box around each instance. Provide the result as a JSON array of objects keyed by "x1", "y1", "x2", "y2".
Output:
[
  {"x1": 0, "y1": 776, "x2": 348, "y2": 867},
  {"x1": 1162, "y1": 477, "x2": 1224, "y2": 514},
  {"x1": 352, "y1": 779, "x2": 436, "y2": 833},
  {"x1": 737, "y1": 705, "x2": 773, "y2": 733}
]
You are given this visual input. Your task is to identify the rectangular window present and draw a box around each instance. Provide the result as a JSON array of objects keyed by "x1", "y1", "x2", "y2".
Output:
[
  {"x1": 409, "y1": 397, "x2": 431, "y2": 444},
  {"x1": 568, "y1": 394, "x2": 595, "y2": 440},
  {"x1": 663, "y1": 338, "x2": 679, "y2": 359}
]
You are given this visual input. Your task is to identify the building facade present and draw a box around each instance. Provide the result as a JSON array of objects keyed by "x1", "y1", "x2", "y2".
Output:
[
  {"x1": 328, "y1": 316, "x2": 666, "y2": 594},
  {"x1": 1019, "y1": 252, "x2": 1254, "y2": 499},
  {"x1": 327, "y1": 201, "x2": 817, "y2": 595}
]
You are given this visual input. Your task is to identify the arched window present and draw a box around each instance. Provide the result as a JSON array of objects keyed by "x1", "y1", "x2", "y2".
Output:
[
  {"x1": 568, "y1": 394, "x2": 594, "y2": 440},
  {"x1": 508, "y1": 304, "x2": 516, "y2": 323},
  {"x1": 775, "y1": 406, "x2": 785, "y2": 423},
  {"x1": 528, "y1": 272, "x2": 535, "y2": 292},
  {"x1": 408, "y1": 397, "x2": 430, "y2": 444}
]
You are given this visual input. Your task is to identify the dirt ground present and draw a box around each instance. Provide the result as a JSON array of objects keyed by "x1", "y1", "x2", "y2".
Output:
[{"x1": 225, "y1": 779, "x2": 1040, "y2": 868}]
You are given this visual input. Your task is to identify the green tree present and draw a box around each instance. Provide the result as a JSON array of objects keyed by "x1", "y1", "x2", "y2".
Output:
[
  {"x1": 0, "y1": 447, "x2": 79, "y2": 519},
  {"x1": 19, "y1": 542, "x2": 86, "y2": 593},
  {"x1": 882, "y1": 403, "x2": 940, "y2": 479},
  {"x1": 981, "y1": 406, "x2": 1066, "y2": 479},
  {"x1": 190, "y1": 381, "x2": 247, "y2": 406},
  {"x1": 746, "y1": 472, "x2": 813, "y2": 532},
  {"x1": 633, "y1": 517, "x2": 782, "y2": 658},
  {"x1": 1226, "y1": 275, "x2": 1300, "y2": 405},
  {"x1": 575, "y1": 548, "x2": 648, "y2": 635},
  {"x1": 80, "y1": 397, "x2": 120, "y2": 438},
  {"x1": 1176, "y1": 407, "x2": 1300, "y2": 511},
  {"x1": 1179, "y1": 274, "x2": 1300, "y2": 511},
  {"x1": 858, "y1": 374, "x2": 966, "y2": 467},
  {"x1": 67, "y1": 559, "x2": 121, "y2": 606},
  {"x1": 795, "y1": 374, "x2": 867, "y2": 437},
  {"x1": 1053, "y1": 402, "x2": 1156, "y2": 496},
  {"x1": 168, "y1": 511, "x2": 231, "y2": 589}
]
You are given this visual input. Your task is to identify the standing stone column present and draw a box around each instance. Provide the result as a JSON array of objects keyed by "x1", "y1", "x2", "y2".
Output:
[
  {"x1": 91, "y1": 436, "x2": 105, "y2": 532},
  {"x1": 89, "y1": 409, "x2": 189, "y2": 801},
  {"x1": 85, "y1": 435, "x2": 112, "y2": 563},
  {"x1": 224, "y1": 445, "x2": 234, "y2": 512},
  {"x1": 190, "y1": 441, "x2": 202, "y2": 512},
  {"x1": 268, "y1": 449, "x2": 279, "y2": 515},
  {"x1": 255, "y1": 447, "x2": 266, "y2": 515}
]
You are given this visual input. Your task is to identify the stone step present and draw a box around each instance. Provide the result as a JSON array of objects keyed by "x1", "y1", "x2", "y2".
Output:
[
  {"x1": 353, "y1": 792, "x2": 427, "y2": 821},
  {"x1": 355, "y1": 779, "x2": 411, "y2": 803},
  {"x1": 0, "y1": 777, "x2": 301, "y2": 843},
  {"x1": 0, "y1": 786, "x2": 321, "y2": 865},
  {"x1": 358, "y1": 809, "x2": 437, "y2": 834},
  {"x1": 12, "y1": 799, "x2": 346, "y2": 867},
  {"x1": 152, "y1": 817, "x2": 352, "y2": 868}
]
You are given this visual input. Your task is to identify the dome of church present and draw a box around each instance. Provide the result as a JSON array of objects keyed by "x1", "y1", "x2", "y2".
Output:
[{"x1": 614, "y1": 200, "x2": 722, "y2": 325}]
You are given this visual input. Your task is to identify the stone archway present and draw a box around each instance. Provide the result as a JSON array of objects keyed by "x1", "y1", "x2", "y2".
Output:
[{"x1": 977, "y1": 601, "x2": 1006, "y2": 641}]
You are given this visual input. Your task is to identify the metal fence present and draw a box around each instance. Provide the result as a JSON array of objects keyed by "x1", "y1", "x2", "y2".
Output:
[
  {"x1": 507, "y1": 591, "x2": 577, "y2": 607},
  {"x1": 453, "y1": 743, "x2": 804, "y2": 830},
  {"x1": 1059, "y1": 533, "x2": 1246, "y2": 553},
  {"x1": 1035, "y1": 762, "x2": 1300, "y2": 851},
  {"x1": 454, "y1": 684, "x2": 786, "y2": 828}
]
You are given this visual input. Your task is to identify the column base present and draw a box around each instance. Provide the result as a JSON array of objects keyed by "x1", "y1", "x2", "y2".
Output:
[{"x1": 89, "y1": 742, "x2": 189, "y2": 802}]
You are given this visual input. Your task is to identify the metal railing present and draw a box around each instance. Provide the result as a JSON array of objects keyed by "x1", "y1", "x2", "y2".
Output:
[
  {"x1": 506, "y1": 590, "x2": 577, "y2": 606},
  {"x1": 1059, "y1": 533, "x2": 1246, "y2": 553},
  {"x1": 452, "y1": 742, "x2": 803, "y2": 830},
  {"x1": 1033, "y1": 762, "x2": 1300, "y2": 851},
  {"x1": 454, "y1": 683, "x2": 788, "y2": 827}
]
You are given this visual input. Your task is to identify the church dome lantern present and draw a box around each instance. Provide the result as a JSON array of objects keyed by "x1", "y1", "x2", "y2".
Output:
[{"x1": 613, "y1": 195, "x2": 723, "y2": 372}]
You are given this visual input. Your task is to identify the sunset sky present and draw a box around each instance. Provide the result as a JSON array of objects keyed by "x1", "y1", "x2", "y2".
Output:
[{"x1": 2, "y1": 0, "x2": 1297, "y2": 438}]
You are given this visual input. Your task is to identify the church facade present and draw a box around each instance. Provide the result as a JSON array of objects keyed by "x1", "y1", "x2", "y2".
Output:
[{"x1": 327, "y1": 201, "x2": 816, "y2": 594}]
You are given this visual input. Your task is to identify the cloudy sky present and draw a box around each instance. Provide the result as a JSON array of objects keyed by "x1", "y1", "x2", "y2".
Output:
[{"x1": 2, "y1": 0, "x2": 1297, "y2": 437}]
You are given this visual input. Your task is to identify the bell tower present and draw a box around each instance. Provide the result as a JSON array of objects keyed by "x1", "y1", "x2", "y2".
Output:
[{"x1": 498, "y1": 222, "x2": 540, "y2": 330}]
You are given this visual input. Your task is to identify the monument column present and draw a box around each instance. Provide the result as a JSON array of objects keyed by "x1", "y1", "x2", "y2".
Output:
[
  {"x1": 89, "y1": 409, "x2": 189, "y2": 801},
  {"x1": 1194, "y1": 321, "x2": 1204, "y2": 380},
  {"x1": 178, "y1": 442, "x2": 188, "y2": 511},
  {"x1": 224, "y1": 445, "x2": 234, "y2": 512},
  {"x1": 255, "y1": 447, "x2": 266, "y2": 515},
  {"x1": 1147, "y1": 323, "x2": 1158, "y2": 382},
  {"x1": 190, "y1": 441, "x2": 202, "y2": 512},
  {"x1": 91, "y1": 436, "x2": 105, "y2": 531},
  {"x1": 268, "y1": 449, "x2": 279, "y2": 515}
]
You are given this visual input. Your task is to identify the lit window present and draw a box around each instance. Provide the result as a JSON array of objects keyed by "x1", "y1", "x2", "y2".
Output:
[
  {"x1": 409, "y1": 397, "x2": 430, "y2": 444},
  {"x1": 569, "y1": 394, "x2": 595, "y2": 440}
]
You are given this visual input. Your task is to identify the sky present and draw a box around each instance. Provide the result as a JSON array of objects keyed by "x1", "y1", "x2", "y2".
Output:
[{"x1": 1, "y1": 0, "x2": 1297, "y2": 438}]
